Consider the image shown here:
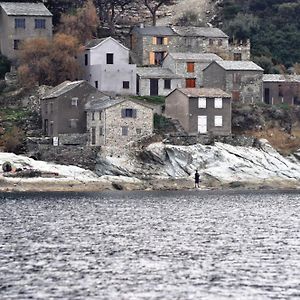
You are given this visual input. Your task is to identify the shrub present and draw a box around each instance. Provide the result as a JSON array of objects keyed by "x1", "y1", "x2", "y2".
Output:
[{"x1": 1, "y1": 126, "x2": 25, "y2": 153}]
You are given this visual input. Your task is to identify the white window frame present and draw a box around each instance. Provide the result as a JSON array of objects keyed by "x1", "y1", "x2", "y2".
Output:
[
  {"x1": 71, "y1": 97, "x2": 78, "y2": 106},
  {"x1": 198, "y1": 97, "x2": 206, "y2": 108},
  {"x1": 214, "y1": 97, "x2": 223, "y2": 109},
  {"x1": 214, "y1": 116, "x2": 223, "y2": 127}
]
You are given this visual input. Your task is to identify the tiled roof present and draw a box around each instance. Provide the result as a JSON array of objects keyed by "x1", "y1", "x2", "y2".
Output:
[
  {"x1": 167, "y1": 52, "x2": 223, "y2": 62},
  {"x1": 263, "y1": 74, "x2": 300, "y2": 82},
  {"x1": 137, "y1": 67, "x2": 182, "y2": 79},
  {"x1": 42, "y1": 81, "x2": 93, "y2": 99},
  {"x1": 171, "y1": 26, "x2": 228, "y2": 38},
  {"x1": 131, "y1": 25, "x2": 175, "y2": 36},
  {"x1": 174, "y1": 88, "x2": 231, "y2": 98},
  {"x1": 0, "y1": 2, "x2": 52, "y2": 16},
  {"x1": 213, "y1": 61, "x2": 264, "y2": 71}
]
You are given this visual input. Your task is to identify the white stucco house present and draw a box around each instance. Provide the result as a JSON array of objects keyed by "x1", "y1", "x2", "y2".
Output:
[{"x1": 80, "y1": 36, "x2": 136, "y2": 95}]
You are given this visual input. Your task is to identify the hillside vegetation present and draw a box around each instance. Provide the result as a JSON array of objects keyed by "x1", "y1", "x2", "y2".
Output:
[{"x1": 218, "y1": 0, "x2": 300, "y2": 72}]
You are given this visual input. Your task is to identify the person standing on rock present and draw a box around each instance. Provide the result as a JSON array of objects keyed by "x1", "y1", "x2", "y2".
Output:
[{"x1": 194, "y1": 170, "x2": 200, "y2": 188}]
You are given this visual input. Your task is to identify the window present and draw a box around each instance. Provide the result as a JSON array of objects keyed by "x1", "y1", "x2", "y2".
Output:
[
  {"x1": 123, "y1": 81, "x2": 130, "y2": 89},
  {"x1": 99, "y1": 126, "x2": 103, "y2": 136},
  {"x1": 278, "y1": 85, "x2": 283, "y2": 97},
  {"x1": 99, "y1": 111, "x2": 102, "y2": 120},
  {"x1": 233, "y1": 53, "x2": 242, "y2": 61},
  {"x1": 95, "y1": 81, "x2": 98, "y2": 89},
  {"x1": 218, "y1": 39, "x2": 223, "y2": 46},
  {"x1": 215, "y1": 116, "x2": 223, "y2": 127},
  {"x1": 187, "y1": 62, "x2": 195, "y2": 73},
  {"x1": 15, "y1": 18, "x2": 25, "y2": 28},
  {"x1": 35, "y1": 19, "x2": 46, "y2": 29},
  {"x1": 164, "y1": 79, "x2": 171, "y2": 89},
  {"x1": 13, "y1": 40, "x2": 20, "y2": 50},
  {"x1": 106, "y1": 53, "x2": 114, "y2": 64},
  {"x1": 45, "y1": 103, "x2": 48, "y2": 114},
  {"x1": 156, "y1": 37, "x2": 164, "y2": 45},
  {"x1": 154, "y1": 51, "x2": 165, "y2": 65},
  {"x1": 121, "y1": 108, "x2": 136, "y2": 118},
  {"x1": 186, "y1": 78, "x2": 196, "y2": 88},
  {"x1": 209, "y1": 39, "x2": 214, "y2": 46},
  {"x1": 85, "y1": 54, "x2": 88, "y2": 66},
  {"x1": 214, "y1": 98, "x2": 223, "y2": 109},
  {"x1": 233, "y1": 73, "x2": 241, "y2": 84},
  {"x1": 198, "y1": 98, "x2": 206, "y2": 108},
  {"x1": 49, "y1": 121, "x2": 54, "y2": 136},
  {"x1": 70, "y1": 119, "x2": 78, "y2": 129},
  {"x1": 136, "y1": 128, "x2": 142, "y2": 134},
  {"x1": 91, "y1": 127, "x2": 96, "y2": 145},
  {"x1": 71, "y1": 97, "x2": 78, "y2": 106},
  {"x1": 92, "y1": 112, "x2": 95, "y2": 121},
  {"x1": 50, "y1": 102, "x2": 54, "y2": 113},
  {"x1": 122, "y1": 126, "x2": 128, "y2": 136}
]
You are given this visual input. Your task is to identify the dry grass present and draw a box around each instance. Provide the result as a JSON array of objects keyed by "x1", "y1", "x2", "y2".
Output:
[{"x1": 246, "y1": 126, "x2": 300, "y2": 156}]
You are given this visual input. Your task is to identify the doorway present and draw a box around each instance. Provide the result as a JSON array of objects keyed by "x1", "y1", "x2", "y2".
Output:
[
  {"x1": 150, "y1": 79, "x2": 159, "y2": 96},
  {"x1": 198, "y1": 116, "x2": 207, "y2": 134}
]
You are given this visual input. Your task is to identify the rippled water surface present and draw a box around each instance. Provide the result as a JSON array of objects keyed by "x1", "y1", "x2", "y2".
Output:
[{"x1": 0, "y1": 190, "x2": 300, "y2": 299}]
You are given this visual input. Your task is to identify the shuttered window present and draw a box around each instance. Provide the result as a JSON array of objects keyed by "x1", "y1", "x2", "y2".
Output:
[
  {"x1": 215, "y1": 116, "x2": 223, "y2": 127},
  {"x1": 214, "y1": 98, "x2": 223, "y2": 108},
  {"x1": 121, "y1": 108, "x2": 137, "y2": 118},
  {"x1": 187, "y1": 62, "x2": 195, "y2": 73},
  {"x1": 186, "y1": 78, "x2": 196, "y2": 88},
  {"x1": 149, "y1": 52, "x2": 155, "y2": 64},
  {"x1": 198, "y1": 98, "x2": 206, "y2": 108}
]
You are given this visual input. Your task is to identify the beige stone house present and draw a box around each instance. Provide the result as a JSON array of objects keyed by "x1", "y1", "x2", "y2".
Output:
[
  {"x1": 0, "y1": 2, "x2": 52, "y2": 61},
  {"x1": 162, "y1": 52, "x2": 223, "y2": 88},
  {"x1": 165, "y1": 88, "x2": 231, "y2": 135},
  {"x1": 85, "y1": 98, "x2": 153, "y2": 146},
  {"x1": 129, "y1": 25, "x2": 250, "y2": 66}
]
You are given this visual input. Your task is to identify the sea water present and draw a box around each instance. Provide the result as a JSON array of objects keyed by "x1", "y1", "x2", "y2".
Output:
[{"x1": 0, "y1": 190, "x2": 299, "y2": 299}]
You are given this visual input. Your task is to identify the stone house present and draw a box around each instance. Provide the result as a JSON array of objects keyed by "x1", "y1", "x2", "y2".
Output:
[
  {"x1": 162, "y1": 52, "x2": 223, "y2": 88},
  {"x1": 136, "y1": 67, "x2": 183, "y2": 96},
  {"x1": 85, "y1": 98, "x2": 153, "y2": 146},
  {"x1": 0, "y1": 2, "x2": 52, "y2": 61},
  {"x1": 203, "y1": 61, "x2": 264, "y2": 102},
  {"x1": 79, "y1": 36, "x2": 136, "y2": 95},
  {"x1": 41, "y1": 80, "x2": 106, "y2": 138},
  {"x1": 165, "y1": 88, "x2": 231, "y2": 135},
  {"x1": 129, "y1": 25, "x2": 250, "y2": 66},
  {"x1": 263, "y1": 74, "x2": 300, "y2": 105}
]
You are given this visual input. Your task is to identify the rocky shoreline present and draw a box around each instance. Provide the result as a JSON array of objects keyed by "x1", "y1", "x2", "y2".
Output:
[{"x1": 1, "y1": 175, "x2": 299, "y2": 193}]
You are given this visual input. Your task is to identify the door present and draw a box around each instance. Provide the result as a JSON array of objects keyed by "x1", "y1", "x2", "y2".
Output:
[
  {"x1": 198, "y1": 116, "x2": 207, "y2": 134},
  {"x1": 264, "y1": 88, "x2": 270, "y2": 104},
  {"x1": 150, "y1": 79, "x2": 159, "y2": 96},
  {"x1": 44, "y1": 119, "x2": 48, "y2": 136}
]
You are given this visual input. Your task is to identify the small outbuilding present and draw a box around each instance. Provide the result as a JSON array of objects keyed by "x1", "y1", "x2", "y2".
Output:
[
  {"x1": 136, "y1": 67, "x2": 183, "y2": 96},
  {"x1": 165, "y1": 88, "x2": 231, "y2": 135},
  {"x1": 263, "y1": 74, "x2": 300, "y2": 105}
]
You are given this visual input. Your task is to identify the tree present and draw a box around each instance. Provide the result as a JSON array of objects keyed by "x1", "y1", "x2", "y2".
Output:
[
  {"x1": 93, "y1": 0, "x2": 134, "y2": 34},
  {"x1": 58, "y1": 0, "x2": 99, "y2": 44},
  {"x1": 144, "y1": 0, "x2": 174, "y2": 26},
  {"x1": 18, "y1": 34, "x2": 82, "y2": 87}
]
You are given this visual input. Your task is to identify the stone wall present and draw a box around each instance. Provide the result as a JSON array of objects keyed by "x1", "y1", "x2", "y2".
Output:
[
  {"x1": 26, "y1": 137, "x2": 99, "y2": 170},
  {"x1": 225, "y1": 70, "x2": 263, "y2": 103}
]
